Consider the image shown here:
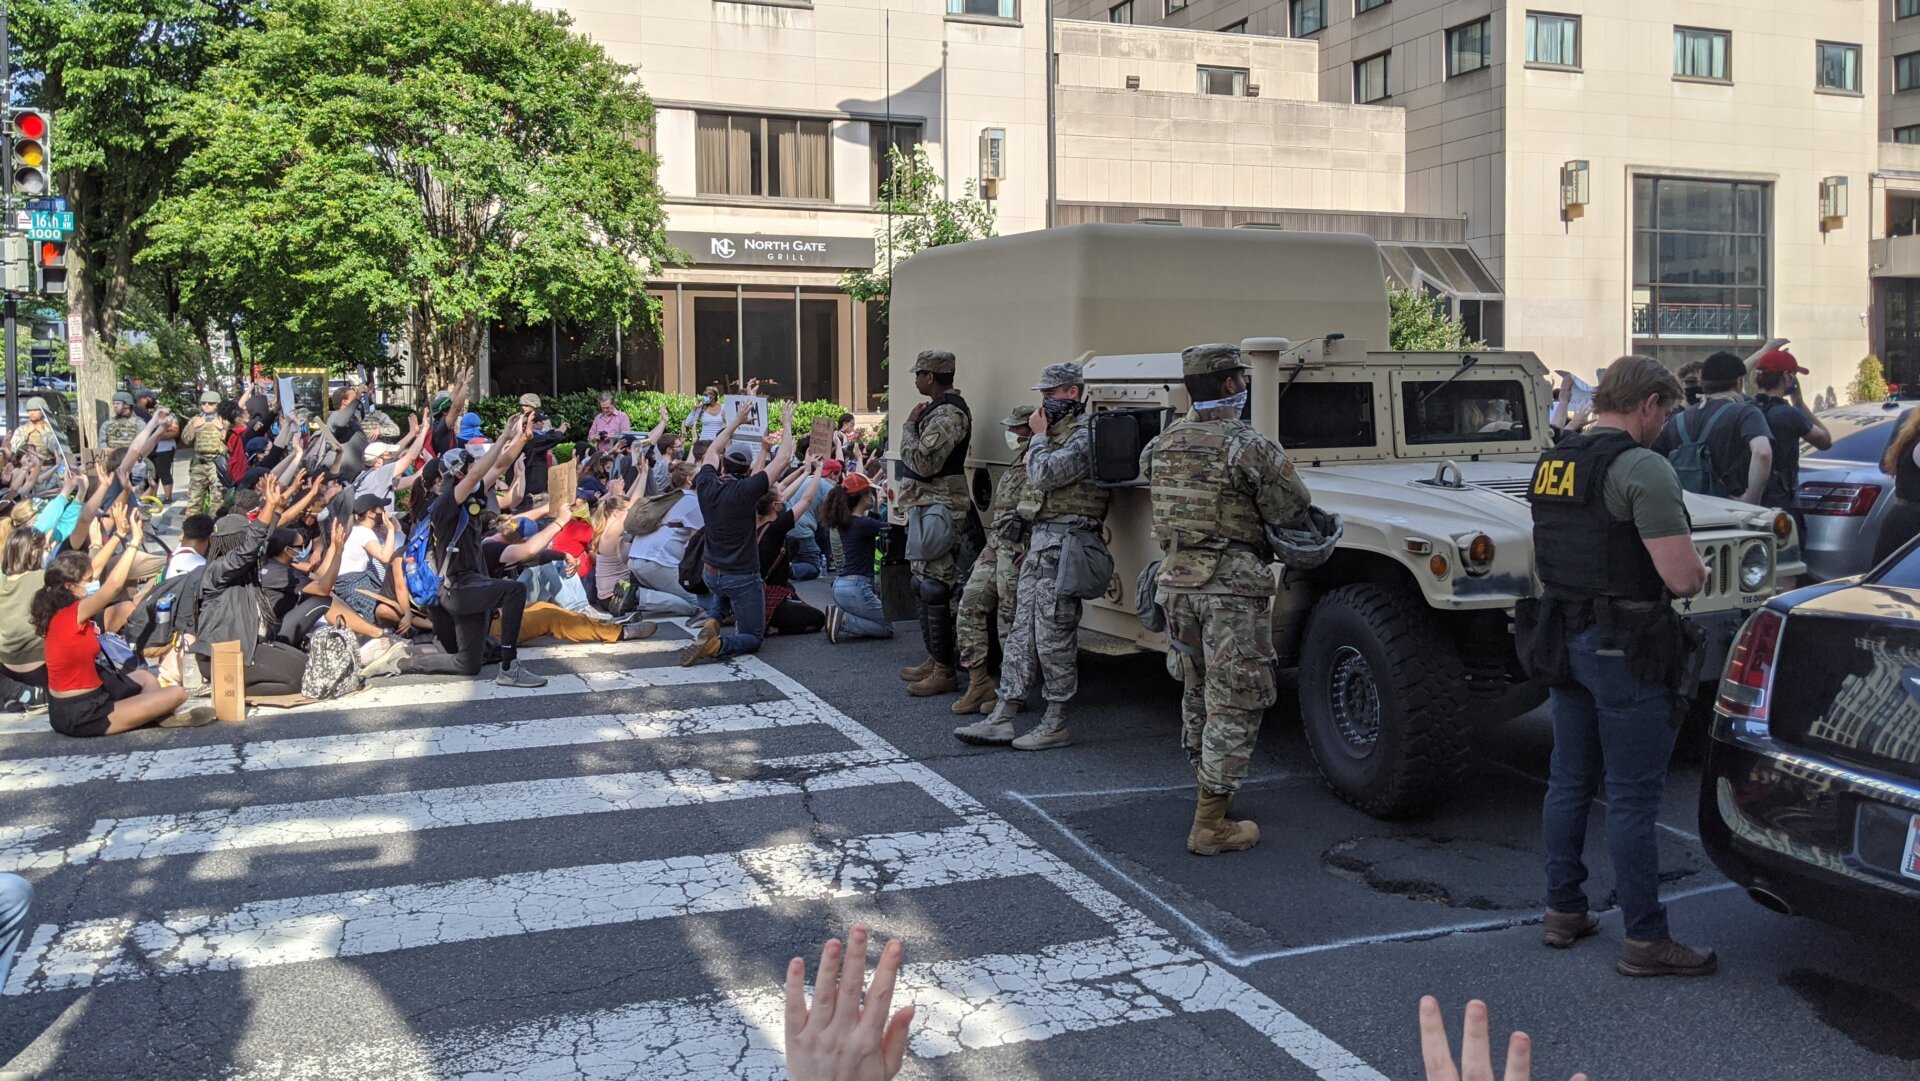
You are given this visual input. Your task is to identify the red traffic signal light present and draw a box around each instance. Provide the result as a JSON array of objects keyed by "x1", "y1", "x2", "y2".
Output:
[
  {"x1": 9, "y1": 110, "x2": 50, "y2": 195},
  {"x1": 38, "y1": 240, "x2": 63, "y2": 266},
  {"x1": 35, "y1": 239, "x2": 66, "y2": 296}
]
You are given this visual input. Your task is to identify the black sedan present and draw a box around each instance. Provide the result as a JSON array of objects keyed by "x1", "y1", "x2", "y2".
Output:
[{"x1": 1699, "y1": 541, "x2": 1920, "y2": 938}]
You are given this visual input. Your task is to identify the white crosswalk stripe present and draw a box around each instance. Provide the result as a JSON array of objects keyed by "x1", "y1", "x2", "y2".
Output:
[{"x1": 0, "y1": 649, "x2": 1387, "y2": 1080}]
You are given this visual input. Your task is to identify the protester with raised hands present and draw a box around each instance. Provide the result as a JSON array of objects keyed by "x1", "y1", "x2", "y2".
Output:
[
  {"x1": 681, "y1": 401, "x2": 796, "y2": 666},
  {"x1": 783, "y1": 925, "x2": 914, "y2": 1081},
  {"x1": 1419, "y1": 998, "x2": 1589, "y2": 1081}
]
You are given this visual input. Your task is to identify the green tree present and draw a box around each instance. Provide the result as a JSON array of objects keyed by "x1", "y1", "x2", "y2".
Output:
[
  {"x1": 143, "y1": 0, "x2": 676, "y2": 392},
  {"x1": 842, "y1": 146, "x2": 997, "y2": 316},
  {"x1": 1850, "y1": 354, "x2": 1890, "y2": 404},
  {"x1": 1386, "y1": 283, "x2": 1482, "y2": 352},
  {"x1": 8, "y1": 0, "x2": 255, "y2": 441}
]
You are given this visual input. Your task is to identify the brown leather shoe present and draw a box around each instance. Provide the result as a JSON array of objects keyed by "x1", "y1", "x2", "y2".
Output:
[
  {"x1": 1617, "y1": 938, "x2": 1718, "y2": 977},
  {"x1": 1542, "y1": 909, "x2": 1600, "y2": 949},
  {"x1": 679, "y1": 621, "x2": 723, "y2": 667}
]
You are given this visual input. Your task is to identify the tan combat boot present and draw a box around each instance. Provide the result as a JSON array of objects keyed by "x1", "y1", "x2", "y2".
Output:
[
  {"x1": 908, "y1": 662, "x2": 959, "y2": 696},
  {"x1": 951, "y1": 667, "x2": 997, "y2": 714},
  {"x1": 1186, "y1": 791, "x2": 1259, "y2": 855},
  {"x1": 898, "y1": 656, "x2": 937, "y2": 681}
]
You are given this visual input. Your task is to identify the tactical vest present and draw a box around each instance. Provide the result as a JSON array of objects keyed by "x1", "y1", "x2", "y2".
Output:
[
  {"x1": 1017, "y1": 412, "x2": 1110, "y2": 522},
  {"x1": 193, "y1": 418, "x2": 227, "y2": 456},
  {"x1": 897, "y1": 392, "x2": 971, "y2": 482},
  {"x1": 988, "y1": 454, "x2": 1032, "y2": 534},
  {"x1": 101, "y1": 417, "x2": 142, "y2": 449},
  {"x1": 1527, "y1": 428, "x2": 1668, "y2": 602},
  {"x1": 1146, "y1": 419, "x2": 1268, "y2": 551}
]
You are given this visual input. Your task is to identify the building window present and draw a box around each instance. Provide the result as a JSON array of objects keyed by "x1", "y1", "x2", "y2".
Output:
[
  {"x1": 948, "y1": 0, "x2": 1016, "y2": 17},
  {"x1": 1165, "y1": 0, "x2": 1185, "y2": 12},
  {"x1": 1896, "y1": 124, "x2": 1920, "y2": 144},
  {"x1": 1109, "y1": 1, "x2": 1132, "y2": 21},
  {"x1": 1291, "y1": 0, "x2": 1325, "y2": 36},
  {"x1": 696, "y1": 113, "x2": 831, "y2": 200},
  {"x1": 1357, "y1": 0, "x2": 1388, "y2": 11},
  {"x1": 1899, "y1": 52, "x2": 1920, "y2": 92},
  {"x1": 1632, "y1": 176, "x2": 1769, "y2": 362},
  {"x1": 870, "y1": 121, "x2": 923, "y2": 202},
  {"x1": 1355, "y1": 51, "x2": 1390, "y2": 103},
  {"x1": 1816, "y1": 42, "x2": 1861, "y2": 93},
  {"x1": 1198, "y1": 65, "x2": 1250, "y2": 96},
  {"x1": 1220, "y1": 19, "x2": 1247, "y2": 32},
  {"x1": 1902, "y1": 0, "x2": 1920, "y2": 18},
  {"x1": 1673, "y1": 27, "x2": 1731, "y2": 82},
  {"x1": 1525, "y1": 12, "x2": 1580, "y2": 69},
  {"x1": 1447, "y1": 19, "x2": 1491, "y2": 77}
]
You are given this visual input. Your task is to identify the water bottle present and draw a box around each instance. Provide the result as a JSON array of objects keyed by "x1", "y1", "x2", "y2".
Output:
[{"x1": 156, "y1": 593, "x2": 174, "y2": 634}]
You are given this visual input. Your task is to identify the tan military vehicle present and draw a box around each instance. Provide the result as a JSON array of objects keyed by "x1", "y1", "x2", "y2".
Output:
[{"x1": 888, "y1": 225, "x2": 1801, "y2": 817}]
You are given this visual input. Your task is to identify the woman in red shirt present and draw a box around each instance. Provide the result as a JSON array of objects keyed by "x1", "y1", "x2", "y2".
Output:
[{"x1": 32, "y1": 522, "x2": 206, "y2": 737}]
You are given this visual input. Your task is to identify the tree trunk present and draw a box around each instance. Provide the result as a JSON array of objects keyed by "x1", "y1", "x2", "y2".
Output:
[
  {"x1": 409, "y1": 301, "x2": 483, "y2": 400},
  {"x1": 62, "y1": 175, "x2": 128, "y2": 452}
]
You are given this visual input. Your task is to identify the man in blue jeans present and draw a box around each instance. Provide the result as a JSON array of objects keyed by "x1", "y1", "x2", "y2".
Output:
[
  {"x1": 1525, "y1": 354, "x2": 1714, "y2": 978},
  {"x1": 683, "y1": 401, "x2": 798, "y2": 666},
  {"x1": 0, "y1": 873, "x2": 32, "y2": 991}
]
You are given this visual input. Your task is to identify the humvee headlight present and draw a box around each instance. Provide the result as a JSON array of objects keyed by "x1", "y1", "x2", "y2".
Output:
[
  {"x1": 1770, "y1": 512, "x2": 1793, "y2": 541},
  {"x1": 1429, "y1": 553, "x2": 1450, "y2": 578},
  {"x1": 1739, "y1": 542, "x2": 1772, "y2": 592},
  {"x1": 1463, "y1": 534, "x2": 1495, "y2": 576}
]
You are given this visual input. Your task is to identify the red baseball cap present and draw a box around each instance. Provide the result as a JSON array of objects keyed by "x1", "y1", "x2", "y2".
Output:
[
  {"x1": 842, "y1": 472, "x2": 871, "y2": 496},
  {"x1": 821, "y1": 459, "x2": 845, "y2": 477},
  {"x1": 1754, "y1": 348, "x2": 1808, "y2": 375}
]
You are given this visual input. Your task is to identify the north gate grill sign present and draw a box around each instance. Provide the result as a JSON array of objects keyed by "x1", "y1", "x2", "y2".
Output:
[{"x1": 667, "y1": 231, "x2": 875, "y2": 269}]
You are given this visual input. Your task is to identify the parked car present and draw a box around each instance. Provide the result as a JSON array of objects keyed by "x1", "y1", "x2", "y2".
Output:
[
  {"x1": 1795, "y1": 401, "x2": 1916, "y2": 581},
  {"x1": 1699, "y1": 539, "x2": 1920, "y2": 939}
]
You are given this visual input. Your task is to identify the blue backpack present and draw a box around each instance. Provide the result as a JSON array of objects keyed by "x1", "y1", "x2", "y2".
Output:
[
  {"x1": 1665, "y1": 402, "x2": 1738, "y2": 498},
  {"x1": 402, "y1": 513, "x2": 466, "y2": 607}
]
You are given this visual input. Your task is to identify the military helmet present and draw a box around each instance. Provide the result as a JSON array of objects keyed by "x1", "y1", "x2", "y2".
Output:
[
  {"x1": 111, "y1": 390, "x2": 135, "y2": 406},
  {"x1": 199, "y1": 390, "x2": 222, "y2": 405}
]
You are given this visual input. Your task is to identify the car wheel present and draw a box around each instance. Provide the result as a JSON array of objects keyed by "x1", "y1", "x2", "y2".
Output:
[{"x1": 1299, "y1": 583, "x2": 1470, "y2": 819}]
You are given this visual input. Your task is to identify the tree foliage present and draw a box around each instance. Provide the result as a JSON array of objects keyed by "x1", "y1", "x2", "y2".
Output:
[
  {"x1": 842, "y1": 147, "x2": 997, "y2": 314},
  {"x1": 1850, "y1": 354, "x2": 1890, "y2": 404},
  {"x1": 143, "y1": 0, "x2": 676, "y2": 390},
  {"x1": 1386, "y1": 283, "x2": 1482, "y2": 353}
]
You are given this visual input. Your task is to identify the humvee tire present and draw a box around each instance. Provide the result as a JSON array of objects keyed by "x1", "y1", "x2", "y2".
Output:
[{"x1": 1299, "y1": 583, "x2": 1470, "y2": 818}]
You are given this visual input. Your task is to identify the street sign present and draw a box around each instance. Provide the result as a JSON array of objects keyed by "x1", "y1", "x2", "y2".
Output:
[
  {"x1": 66, "y1": 312, "x2": 82, "y2": 364},
  {"x1": 7, "y1": 212, "x2": 28, "y2": 230},
  {"x1": 24, "y1": 197, "x2": 67, "y2": 212},
  {"x1": 26, "y1": 228, "x2": 61, "y2": 241},
  {"x1": 29, "y1": 210, "x2": 73, "y2": 233}
]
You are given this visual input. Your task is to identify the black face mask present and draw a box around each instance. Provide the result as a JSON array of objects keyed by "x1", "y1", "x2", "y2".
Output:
[
  {"x1": 1041, "y1": 396, "x2": 1083, "y2": 425},
  {"x1": 1684, "y1": 386, "x2": 1704, "y2": 405}
]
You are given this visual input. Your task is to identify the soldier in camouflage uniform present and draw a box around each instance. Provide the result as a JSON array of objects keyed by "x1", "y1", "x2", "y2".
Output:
[
  {"x1": 98, "y1": 391, "x2": 143, "y2": 451},
  {"x1": 896, "y1": 350, "x2": 983, "y2": 696},
  {"x1": 949, "y1": 406, "x2": 1036, "y2": 719},
  {"x1": 1140, "y1": 343, "x2": 1312, "y2": 856},
  {"x1": 181, "y1": 390, "x2": 230, "y2": 517},
  {"x1": 961, "y1": 362, "x2": 1110, "y2": 751}
]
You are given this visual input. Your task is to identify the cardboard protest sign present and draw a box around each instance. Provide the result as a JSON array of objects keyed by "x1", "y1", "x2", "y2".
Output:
[
  {"x1": 808, "y1": 416, "x2": 833, "y2": 459},
  {"x1": 212, "y1": 640, "x2": 246, "y2": 722},
  {"x1": 548, "y1": 458, "x2": 579, "y2": 509}
]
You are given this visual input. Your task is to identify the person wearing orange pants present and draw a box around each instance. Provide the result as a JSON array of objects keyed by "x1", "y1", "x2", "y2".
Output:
[{"x1": 494, "y1": 602, "x2": 654, "y2": 644}]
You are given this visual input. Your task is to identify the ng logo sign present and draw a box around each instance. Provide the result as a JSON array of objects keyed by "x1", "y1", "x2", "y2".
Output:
[{"x1": 709, "y1": 238, "x2": 737, "y2": 259}]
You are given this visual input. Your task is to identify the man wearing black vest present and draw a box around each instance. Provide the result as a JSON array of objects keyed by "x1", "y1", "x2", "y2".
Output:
[
  {"x1": 895, "y1": 350, "x2": 983, "y2": 696},
  {"x1": 1525, "y1": 354, "x2": 1716, "y2": 978}
]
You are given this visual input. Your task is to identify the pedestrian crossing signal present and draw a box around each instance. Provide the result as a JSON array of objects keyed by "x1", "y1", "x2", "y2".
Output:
[
  {"x1": 37, "y1": 238, "x2": 67, "y2": 296},
  {"x1": 8, "y1": 109, "x2": 50, "y2": 196}
]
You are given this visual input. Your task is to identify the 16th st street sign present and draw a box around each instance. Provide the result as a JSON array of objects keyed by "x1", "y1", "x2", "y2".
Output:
[{"x1": 27, "y1": 210, "x2": 74, "y2": 241}]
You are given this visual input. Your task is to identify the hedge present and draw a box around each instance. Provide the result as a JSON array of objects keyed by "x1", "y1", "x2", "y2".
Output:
[{"x1": 468, "y1": 392, "x2": 853, "y2": 446}]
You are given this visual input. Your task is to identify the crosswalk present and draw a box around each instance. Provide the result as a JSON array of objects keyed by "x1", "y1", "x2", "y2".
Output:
[{"x1": 0, "y1": 640, "x2": 1388, "y2": 1079}]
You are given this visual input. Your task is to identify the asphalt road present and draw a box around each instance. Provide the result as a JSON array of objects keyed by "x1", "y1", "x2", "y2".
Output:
[{"x1": 0, "y1": 575, "x2": 1915, "y2": 1080}]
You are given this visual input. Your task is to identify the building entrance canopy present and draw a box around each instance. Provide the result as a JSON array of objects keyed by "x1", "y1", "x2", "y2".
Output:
[{"x1": 1377, "y1": 242, "x2": 1503, "y2": 301}]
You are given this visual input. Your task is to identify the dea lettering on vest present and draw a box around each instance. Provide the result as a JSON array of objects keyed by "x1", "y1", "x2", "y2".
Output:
[{"x1": 1531, "y1": 457, "x2": 1577, "y2": 499}]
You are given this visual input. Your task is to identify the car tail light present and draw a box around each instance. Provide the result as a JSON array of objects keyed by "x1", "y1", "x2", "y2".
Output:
[
  {"x1": 1718, "y1": 609, "x2": 1784, "y2": 723},
  {"x1": 1796, "y1": 481, "x2": 1881, "y2": 516}
]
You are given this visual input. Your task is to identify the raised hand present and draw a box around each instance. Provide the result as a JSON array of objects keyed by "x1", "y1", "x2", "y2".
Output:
[
  {"x1": 1419, "y1": 998, "x2": 1588, "y2": 1081},
  {"x1": 783, "y1": 925, "x2": 914, "y2": 1081}
]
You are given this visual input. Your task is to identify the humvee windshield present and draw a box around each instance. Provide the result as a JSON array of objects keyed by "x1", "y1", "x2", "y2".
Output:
[{"x1": 1401, "y1": 379, "x2": 1534, "y2": 445}]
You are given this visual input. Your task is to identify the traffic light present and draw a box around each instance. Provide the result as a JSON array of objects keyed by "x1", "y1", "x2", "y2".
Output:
[
  {"x1": 8, "y1": 110, "x2": 49, "y2": 195},
  {"x1": 36, "y1": 238, "x2": 66, "y2": 296},
  {"x1": 0, "y1": 236, "x2": 28, "y2": 293}
]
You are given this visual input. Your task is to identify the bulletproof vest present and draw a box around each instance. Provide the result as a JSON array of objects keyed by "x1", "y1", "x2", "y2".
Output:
[
  {"x1": 101, "y1": 416, "x2": 142, "y2": 449},
  {"x1": 1018, "y1": 411, "x2": 1110, "y2": 522},
  {"x1": 193, "y1": 417, "x2": 227, "y2": 456},
  {"x1": 897, "y1": 392, "x2": 971, "y2": 482},
  {"x1": 1527, "y1": 428, "x2": 1667, "y2": 602},
  {"x1": 988, "y1": 453, "x2": 1032, "y2": 534},
  {"x1": 1146, "y1": 419, "x2": 1268, "y2": 551}
]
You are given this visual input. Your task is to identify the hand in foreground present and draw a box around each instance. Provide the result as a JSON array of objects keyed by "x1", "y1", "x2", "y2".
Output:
[
  {"x1": 1419, "y1": 997, "x2": 1587, "y2": 1081},
  {"x1": 784, "y1": 925, "x2": 914, "y2": 1081}
]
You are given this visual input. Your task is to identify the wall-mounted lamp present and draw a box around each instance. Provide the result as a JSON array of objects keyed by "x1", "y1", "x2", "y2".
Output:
[
  {"x1": 979, "y1": 127, "x2": 1006, "y2": 199},
  {"x1": 1247, "y1": 84, "x2": 1261, "y2": 97},
  {"x1": 1820, "y1": 175, "x2": 1848, "y2": 232},
  {"x1": 1125, "y1": 74, "x2": 1141, "y2": 89},
  {"x1": 1559, "y1": 160, "x2": 1589, "y2": 221}
]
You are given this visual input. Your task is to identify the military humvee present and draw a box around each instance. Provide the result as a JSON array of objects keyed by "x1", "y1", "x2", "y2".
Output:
[{"x1": 888, "y1": 225, "x2": 1801, "y2": 817}]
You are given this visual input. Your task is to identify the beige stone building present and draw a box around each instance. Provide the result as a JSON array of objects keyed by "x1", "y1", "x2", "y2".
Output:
[{"x1": 1062, "y1": 0, "x2": 1885, "y2": 393}]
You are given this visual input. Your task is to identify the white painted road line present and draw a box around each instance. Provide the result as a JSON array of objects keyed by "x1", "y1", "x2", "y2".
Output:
[
  {"x1": 7, "y1": 821, "x2": 1053, "y2": 995},
  {"x1": 198, "y1": 935, "x2": 1386, "y2": 1081},
  {"x1": 0, "y1": 750, "x2": 920, "y2": 872},
  {"x1": 0, "y1": 700, "x2": 829, "y2": 792}
]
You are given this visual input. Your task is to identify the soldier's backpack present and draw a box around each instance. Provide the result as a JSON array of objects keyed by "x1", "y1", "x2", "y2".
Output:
[
  {"x1": 1665, "y1": 402, "x2": 1738, "y2": 498},
  {"x1": 300, "y1": 617, "x2": 363, "y2": 700}
]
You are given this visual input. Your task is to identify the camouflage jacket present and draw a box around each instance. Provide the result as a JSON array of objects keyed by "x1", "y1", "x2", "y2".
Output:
[
  {"x1": 1141, "y1": 414, "x2": 1312, "y2": 596},
  {"x1": 896, "y1": 394, "x2": 972, "y2": 516},
  {"x1": 986, "y1": 447, "x2": 1033, "y2": 548},
  {"x1": 1016, "y1": 411, "x2": 1107, "y2": 534},
  {"x1": 99, "y1": 416, "x2": 143, "y2": 450}
]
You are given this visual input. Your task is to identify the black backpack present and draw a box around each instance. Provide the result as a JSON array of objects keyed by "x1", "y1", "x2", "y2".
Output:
[
  {"x1": 120, "y1": 566, "x2": 206, "y2": 653},
  {"x1": 677, "y1": 528, "x2": 709, "y2": 595}
]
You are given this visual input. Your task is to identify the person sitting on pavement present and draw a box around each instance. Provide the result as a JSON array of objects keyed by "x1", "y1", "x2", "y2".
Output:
[
  {"x1": 778, "y1": 458, "x2": 835, "y2": 581},
  {"x1": 192, "y1": 479, "x2": 321, "y2": 698},
  {"x1": 472, "y1": 494, "x2": 655, "y2": 645},
  {"x1": 757, "y1": 469, "x2": 827, "y2": 637},
  {"x1": 819, "y1": 472, "x2": 891, "y2": 643},
  {"x1": 0, "y1": 873, "x2": 33, "y2": 994},
  {"x1": 626, "y1": 461, "x2": 704, "y2": 621},
  {"x1": 333, "y1": 496, "x2": 403, "y2": 628},
  {"x1": 681, "y1": 401, "x2": 799, "y2": 666},
  {"x1": 168, "y1": 514, "x2": 216, "y2": 578}
]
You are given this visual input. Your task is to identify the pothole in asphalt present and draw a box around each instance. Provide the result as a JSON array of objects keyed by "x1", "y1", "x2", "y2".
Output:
[
  {"x1": 1783, "y1": 969, "x2": 1920, "y2": 1061},
  {"x1": 1320, "y1": 835, "x2": 1537, "y2": 911}
]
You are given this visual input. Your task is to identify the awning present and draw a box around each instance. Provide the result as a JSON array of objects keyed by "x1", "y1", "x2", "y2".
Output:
[{"x1": 1378, "y1": 242, "x2": 1503, "y2": 300}]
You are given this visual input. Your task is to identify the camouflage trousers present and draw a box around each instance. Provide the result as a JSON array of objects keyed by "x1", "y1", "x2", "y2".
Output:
[
  {"x1": 1164, "y1": 591, "x2": 1278, "y2": 796},
  {"x1": 186, "y1": 457, "x2": 223, "y2": 517},
  {"x1": 998, "y1": 542, "x2": 1080, "y2": 705},
  {"x1": 956, "y1": 545, "x2": 1019, "y2": 672}
]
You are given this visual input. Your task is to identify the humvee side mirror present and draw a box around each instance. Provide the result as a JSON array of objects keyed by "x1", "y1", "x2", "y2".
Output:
[{"x1": 1089, "y1": 406, "x2": 1173, "y2": 487}]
